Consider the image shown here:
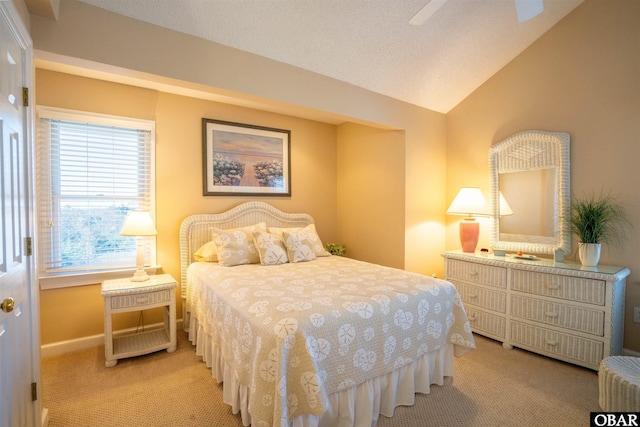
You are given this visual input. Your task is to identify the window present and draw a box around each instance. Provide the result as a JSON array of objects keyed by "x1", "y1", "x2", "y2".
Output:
[{"x1": 37, "y1": 107, "x2": 155, "y2": 288}]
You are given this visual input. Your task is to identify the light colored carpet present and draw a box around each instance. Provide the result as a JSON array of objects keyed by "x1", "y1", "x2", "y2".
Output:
[{"x1": 41, "y1": 332, "x2": 599, "y2": 426}]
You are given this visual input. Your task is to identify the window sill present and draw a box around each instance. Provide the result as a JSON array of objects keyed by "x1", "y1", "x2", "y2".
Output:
[{"x1": 39, "y1": 266, "x2": 161, "y2": 290}]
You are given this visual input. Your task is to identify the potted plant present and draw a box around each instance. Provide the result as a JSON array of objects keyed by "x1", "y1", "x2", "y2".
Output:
[{"x1": 570, "y1": 191, "x2": 631, "y2": 266}]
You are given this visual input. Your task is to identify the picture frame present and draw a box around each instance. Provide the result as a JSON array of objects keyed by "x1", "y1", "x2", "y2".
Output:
[{"x1": 202, "y1": 118, "x2": 291, "y2": 196}]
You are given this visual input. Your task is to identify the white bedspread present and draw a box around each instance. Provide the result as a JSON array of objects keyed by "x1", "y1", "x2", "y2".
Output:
[{"x1": 186, "y1": 256, "x2": 475, "y2": 427}]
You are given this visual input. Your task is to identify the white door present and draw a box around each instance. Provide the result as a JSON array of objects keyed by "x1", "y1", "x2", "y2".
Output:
[{"x1": 0, "y1": 3, "x2": 40, "y2": 427}]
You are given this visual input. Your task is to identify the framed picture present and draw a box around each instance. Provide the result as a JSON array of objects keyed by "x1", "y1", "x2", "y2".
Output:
[{"x1": 202, "y1": 118, "x2": 291, "y2": 196}]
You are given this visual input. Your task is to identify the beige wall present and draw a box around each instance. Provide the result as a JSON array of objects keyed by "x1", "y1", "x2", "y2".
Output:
[
  {"x1": 447, "y1": 0, "x2": 640, "y2": 352},
  {"x1": 337, "y1": 123, "x2": 405, "y2": 268},
  {"x1": 31, "y1": 1, "x2": 448, "y2": 345},
  {"x1": 36, "y1": 70, "x2": 340, "y2": 343}
]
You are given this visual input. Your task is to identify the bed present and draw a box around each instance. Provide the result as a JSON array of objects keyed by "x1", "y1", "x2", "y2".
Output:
[{"x1": 180, "y1": 201, "x2": 475, "y2": 427}]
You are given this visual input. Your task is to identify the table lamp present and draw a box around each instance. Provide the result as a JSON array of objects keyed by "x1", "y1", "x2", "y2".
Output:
[
  {"x1": 447, "y1": 188, "x2": 490, "y2": 252},
  {"x1": 120, "y1": 211, "x2": 157, "y2": 281}
]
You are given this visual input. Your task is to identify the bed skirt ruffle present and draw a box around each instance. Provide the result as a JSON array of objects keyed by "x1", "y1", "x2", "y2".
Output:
[{"x1": 187, "y1": 314, "x2": 456, "y2": 427}]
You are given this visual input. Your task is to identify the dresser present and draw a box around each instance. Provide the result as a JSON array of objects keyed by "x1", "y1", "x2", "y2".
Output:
[{"x1": 442, "y1": 251, "x2": 629, "y2": 370}]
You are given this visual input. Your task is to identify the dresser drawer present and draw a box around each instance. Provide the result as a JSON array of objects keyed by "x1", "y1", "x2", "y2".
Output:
[
  {"x1": 465, "y1": 306, "x2": 506, "y2": 339},
  {"x1": 456, "y1": 282, "x2": 507, "y2": 313},
  {"x1": 510, "y1": 295, "x2": 605, "y2": 336},
  {"x1": 509, "y1": 320, "x2": 604, "y2": 367},
  {"x1": 446, "y1": 259, "x2": 507, "y2": 289},
  {"x1": 110, "y1": 290, "x2": 171, "y2": 309},
  {"x1": 511, "y1": 270, "x2": 605, "y2": 305}
]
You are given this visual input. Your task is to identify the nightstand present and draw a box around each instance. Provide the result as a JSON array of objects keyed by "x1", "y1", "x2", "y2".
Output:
[{"x1": 101, "y1": 273, "x2": 177, "y2": 367}]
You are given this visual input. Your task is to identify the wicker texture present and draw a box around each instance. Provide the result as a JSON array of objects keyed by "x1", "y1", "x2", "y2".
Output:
[
  {"x1": 511, "y1": 270, "x2": 605, "y2": 305},
  {"x1": 488, "y1": 130, "x2": 571, "y2": 254},
  {"x1": 465, "y1": 306, "x2": 506, "y2": 339},
  {"x1": 510, "y1": 294, "x2": 604, "y2": 335},
  {"x1": 510, "y1": 320, "x2": 603, "y2": 366},
  {"x1": 179, "y1": 201, "x2": 314, "y2": 298},
  {"x1": 446, "y1": 259, "x2": 507, "y2": 288},
  {"x1": 599, "y1": 356, "x2": 640, "y2": 411},
  {"x1": 443, "y1": 251, "x2": 629, "y2": 370}
]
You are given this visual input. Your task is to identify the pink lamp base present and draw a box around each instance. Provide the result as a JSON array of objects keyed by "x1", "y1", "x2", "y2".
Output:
[{"x1": 460, "y1": 219, "x2": 480, "y2": 252}]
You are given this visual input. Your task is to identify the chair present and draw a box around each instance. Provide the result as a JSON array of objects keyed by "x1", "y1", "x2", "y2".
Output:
[{"x1": 598, "y1": 356, "x2": 640, "y2": 411}]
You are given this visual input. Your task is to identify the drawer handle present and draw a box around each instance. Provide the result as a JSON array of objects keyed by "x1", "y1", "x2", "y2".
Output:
[
  {"x1": 545, "y1": 340, "x2": 558, "y2": 346},
  {"x1": 468, "y1": 314, "x2": 477, "y2": 322},
  {"x1": 544, "y1": 311, "x2": 559, "y2": 318},
  {"x1": 468, "y1": 292, "x2": 478, "y2": 298},
  {"x1": 469, "y1": 270, "x2": 479, "y2": 276},
  {"x1": 136, "y1": 296, "x2": 149, "y2": 304},
  {"x1": 545, "y1": 284, "x2": 560, "y2": 290}
]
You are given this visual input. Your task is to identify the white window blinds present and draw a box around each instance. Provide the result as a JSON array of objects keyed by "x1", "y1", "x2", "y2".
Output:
[{"x1": 36, "y1": 108, "x2": 156, "y2": 277}]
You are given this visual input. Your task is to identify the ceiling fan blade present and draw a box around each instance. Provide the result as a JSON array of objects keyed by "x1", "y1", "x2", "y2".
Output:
[
  {"x1": 515, "y1": 0, "x2": 544, "y2": 23},
  {"x1": 409, "y1": 0, "x2": 449, "y2": 26}
]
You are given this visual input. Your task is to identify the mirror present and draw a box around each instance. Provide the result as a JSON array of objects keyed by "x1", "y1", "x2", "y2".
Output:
[{"x1": 489, "y1": 130, "x2": 571, "y2": 255}]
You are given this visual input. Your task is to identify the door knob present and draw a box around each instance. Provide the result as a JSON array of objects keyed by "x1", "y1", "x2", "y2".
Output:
[{"x1": 1, "y1": 297, "x2": 14, "y2": 313}]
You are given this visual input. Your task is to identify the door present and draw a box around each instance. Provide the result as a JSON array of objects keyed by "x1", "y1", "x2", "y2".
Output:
[{"x1": 0, "y1": 3, "x2": 40, "y2": 427}]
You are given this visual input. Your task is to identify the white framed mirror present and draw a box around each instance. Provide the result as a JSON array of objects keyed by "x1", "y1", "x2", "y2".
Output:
[{"x1": 489, "y1": 130, "x2": 571, "y2": 255}]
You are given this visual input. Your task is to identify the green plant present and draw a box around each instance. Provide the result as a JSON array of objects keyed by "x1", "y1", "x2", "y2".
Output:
[
  {"x1": 570, "y1": 191, "x2": 631, "y2": 248},
  {"x1": 324, "y1": 243, "x2": 347, "y2": 256}
]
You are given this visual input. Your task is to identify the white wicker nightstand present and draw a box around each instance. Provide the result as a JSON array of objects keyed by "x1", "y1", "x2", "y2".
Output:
[{"x1": 101, "y1": 273, "x2": 177, "y2": 367}]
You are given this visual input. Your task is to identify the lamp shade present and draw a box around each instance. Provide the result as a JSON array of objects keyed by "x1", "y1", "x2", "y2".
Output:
[
  {"x1": 499, "y1": 192, "x2": 514, "y2": 216},
  {"x1": 446, "y1": 188, "x2": 490, "y2": 217},
  {"x1": 120, "y1": 211, "x2": 157, "y2": 236}
]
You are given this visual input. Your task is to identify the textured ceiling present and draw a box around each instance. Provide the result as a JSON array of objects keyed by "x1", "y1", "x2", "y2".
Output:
[{"x1": 76, "y1": 0, "x2": 583, "y2": 113}]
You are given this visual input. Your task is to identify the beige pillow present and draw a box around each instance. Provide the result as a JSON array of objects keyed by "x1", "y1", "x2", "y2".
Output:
[
  {"x1": 212, "y1": 223, "x2": 266, "y2": 266},
  {"x1": 282, "y1": 230, "x2": 317, "y2": 263},
  {"x1": 252, "y1": 231, "x2": 289, "y2": 266},
  {"x1": 268, "y1": 224, "x2": 330, "y2": 257},
  {"x1": 193, "y1": 240, "x2": 218, "y2": 262}
]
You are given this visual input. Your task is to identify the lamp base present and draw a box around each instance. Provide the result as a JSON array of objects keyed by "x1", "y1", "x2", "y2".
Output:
[
  {"x1": 130, "y1": 268, "x2": 150, "y2": 282},
  {"x1": 460, "y1": 219, "x2": 480, "y2": 252}
]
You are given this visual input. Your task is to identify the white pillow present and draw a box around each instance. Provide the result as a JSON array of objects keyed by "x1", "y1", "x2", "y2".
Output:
[
  {"x1": 268, "y1": 224, "x2": 330, "y2": 257},
  {"x1": 252, "y1": 231, "x2": 289, "y2": 266},
  {"x1": 212, "y1": 223, "x2": 267, "y2": 266},
  {"x1": 282, "y1": 230, "x2": 317, "y2": 263}
]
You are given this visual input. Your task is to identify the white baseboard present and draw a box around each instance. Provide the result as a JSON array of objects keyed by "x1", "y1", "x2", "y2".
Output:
[
  {"x1": 623, "y1": 347, "x2": 640, "y2": 357},
  {"x1": 41, "y1": 319, "x2": 184, "y2": 358}
]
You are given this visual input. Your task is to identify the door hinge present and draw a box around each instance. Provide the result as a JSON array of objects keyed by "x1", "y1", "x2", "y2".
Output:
[
  {"x1": 22, "y1": 87, "x2": 29, "y2": 107},
  {"x1": 31, "y1": 382, "x2": 37, "y2": 401},
  {"x1": 25, "y1": 237, "x2": 32, "y2": 256}
]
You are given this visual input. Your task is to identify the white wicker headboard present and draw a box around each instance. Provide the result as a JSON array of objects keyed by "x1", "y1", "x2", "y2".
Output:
[{"x1": 179, "y1": 201, "x2": 315, "y2": 298}]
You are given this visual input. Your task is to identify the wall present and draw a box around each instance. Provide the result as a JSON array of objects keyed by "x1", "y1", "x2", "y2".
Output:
[
  {"x1": 337, "y1": 123, "x2": 405, "y2": 268},
  {"x1": 29, "y1": 0, "x2": 448, "y2": 279},
  {"x1": 36, "y1": 70, "x2": 339, "y2": 344},
  {"x1": 31, "y1": 0, "x2": 449, "y2": 346},
  {"x1": 447, "y1": 0, "x2": 640, "y2": 352}
]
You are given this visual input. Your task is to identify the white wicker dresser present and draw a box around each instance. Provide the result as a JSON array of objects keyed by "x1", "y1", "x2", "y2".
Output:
[{"x1": 442, "y1": 250, "x2": 629, "y2": 370}]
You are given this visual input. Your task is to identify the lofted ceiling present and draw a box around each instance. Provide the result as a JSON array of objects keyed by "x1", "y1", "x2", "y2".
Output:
[{"x1": 33, "y1": 0, "x2": 583, "y2": 114}]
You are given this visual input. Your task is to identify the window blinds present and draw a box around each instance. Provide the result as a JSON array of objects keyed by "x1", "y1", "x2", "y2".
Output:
[{"x1": 37, "y1": 108, "x2": 155, "y2": 276}]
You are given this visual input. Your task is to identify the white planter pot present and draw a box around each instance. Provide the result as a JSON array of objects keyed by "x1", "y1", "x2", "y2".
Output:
[{"x1": 579, "y1": 242, "x2": 601, "y2": 267}]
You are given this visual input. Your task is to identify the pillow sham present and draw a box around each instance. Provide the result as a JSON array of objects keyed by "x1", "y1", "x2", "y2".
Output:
[
  {"x1": 193, "y1": 240, "x2": 218, "y2": 262},
  {"x1": 282, "y1": 230, "x2": 317, "y2": 263},
  {"x1": 252, "y1": 231, "x2": 289, "y2": 266},
  {"x1": 268, "y1": 224, "x2": 330, "y2": 257},
  {"x1": 212, "y1": 223, "x2": 266, "y2": 267}
]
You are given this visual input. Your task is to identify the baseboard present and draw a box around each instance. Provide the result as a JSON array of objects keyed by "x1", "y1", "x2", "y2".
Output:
[
  {"x1": 41, "y1": 319, "x2": 184, "y2": 358},
  {"x1": 623, "y1": 347, "x2": 640, "y2": 357},
  {"x1": 42, "y1": 408, "x2": 49, "y2": 427}
]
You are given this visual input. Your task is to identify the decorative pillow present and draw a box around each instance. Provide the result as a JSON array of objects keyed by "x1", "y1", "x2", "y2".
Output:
[
  {"x1": 268, "y1": 224, "x2": 330, "y2": 257},
  {"x1": 193, "y1": 240, "x2": 218, "y2": 262},
  {"x1": 282, "y1": 230, "x2": 317, "y2": 263},
  {"x1": 252, "y1": 231, "x2": 289, "y2": 266},
  {"x1": 212, "y1": 223, "x2": 266, "y2": 266}
]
